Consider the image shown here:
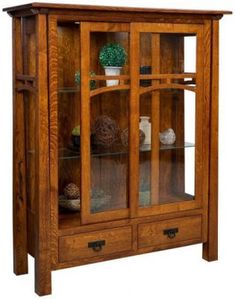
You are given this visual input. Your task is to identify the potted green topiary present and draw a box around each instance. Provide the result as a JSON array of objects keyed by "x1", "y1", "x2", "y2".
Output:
[
  {"x1": 75, "y1": 70, "x2": 96, "y2": 90},
  {"x1": 71, "y1": 125, "x2": 96, "y2": 150},
  {"x1": 71, "y1": 125, "x2": 80, "y2": 148},
  {"x1": 99, "y1": 42, "x2": 127, "y2": 86}
]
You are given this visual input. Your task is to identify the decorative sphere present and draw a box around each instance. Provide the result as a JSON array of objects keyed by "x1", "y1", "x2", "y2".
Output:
[
  {"x1": 64, "y1": 183, "x2": 80, "y2": 199},
  {"x1": 121, "y1": 128, "x2": 145, "y2": 147},
  {"x1": 92, "y1": 115, "x2": 119, "y2": 147},
  {"x1": 159, "y1": 128, "x2": 176, "y2": 145}
]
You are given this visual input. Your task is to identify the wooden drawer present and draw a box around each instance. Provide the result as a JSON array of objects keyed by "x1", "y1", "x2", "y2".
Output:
[
  {"x1": 59, "y1": 226, "x2": 132, "y2": 262},
  {"x1": 138, "y1": 215, "x2": 202, "y2": 249}
]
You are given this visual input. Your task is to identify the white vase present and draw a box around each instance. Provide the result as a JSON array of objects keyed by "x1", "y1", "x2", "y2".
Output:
[
  {"x1": 104, "y1": 66, "x2": 122, "y2": 86},
  {"x1": 139, "y1": 116, "x2": 151, "y2": 145}
]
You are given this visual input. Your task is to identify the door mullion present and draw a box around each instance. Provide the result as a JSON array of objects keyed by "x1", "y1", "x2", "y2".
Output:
[
  {"x1": 130, "y1": 24, "x2": 140, "y2": 218},
  {"x1": 80, "y1": 22, "x2": 91, "y2": 224}
]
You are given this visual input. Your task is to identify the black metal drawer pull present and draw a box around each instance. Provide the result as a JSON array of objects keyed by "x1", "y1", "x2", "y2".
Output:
[
  {"x1": 163, "y1": 228, "x2": 179, "y2": 239},
  {"x1": 88, "y1": 240, "x2": 106, "y2": 252}
]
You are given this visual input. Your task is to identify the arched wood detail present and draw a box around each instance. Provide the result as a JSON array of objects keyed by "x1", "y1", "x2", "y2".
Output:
[
  {"x1": 140, "y1": 83, "x2": 196, "y2": 95},
  {"x1": 139, "y1": 83, "x2": 196, "y2": 95},
  {"x1": 16, "y1": 85, "x2": 37, "y2": 93},
  {"x1": 90, "y1": 84, "x2": 130, "y2": 97}
]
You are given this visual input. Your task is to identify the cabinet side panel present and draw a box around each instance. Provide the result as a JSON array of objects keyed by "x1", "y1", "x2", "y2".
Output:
[
  {"x1": 21, "y1": 16, "x2": 37, "y2": 257},
  {"x1": 200, "y1": 21, "x2": 211, "y2": 243},
  {"x1": 48, "y1": 15, "x2": 59, "y2": 268},
  {"x1": 203, "y1": 20, "x2": 219, "y2": 261},
  {"x1": 13, "y1": 16, "x2": 28, "y2": 275}
]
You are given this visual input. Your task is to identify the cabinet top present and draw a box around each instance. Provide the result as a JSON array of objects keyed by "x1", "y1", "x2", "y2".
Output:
[{"x1": 3, "y1": 2, "x2": 232, "y2": 18}]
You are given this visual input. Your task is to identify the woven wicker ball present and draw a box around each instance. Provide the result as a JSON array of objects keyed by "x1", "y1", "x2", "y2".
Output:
[
  {"x1": 64, "y1": 183, "x2": 80, "y2": 199},
  {"x1": 121, "y1": 128, "x2": 145, "y2": 147},
  {"x1": 92, "y1": 115, "x2": 119, "y2": 147}
]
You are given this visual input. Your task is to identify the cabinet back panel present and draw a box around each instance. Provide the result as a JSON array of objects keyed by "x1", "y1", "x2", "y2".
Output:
[
  {"x1": 57, "y1": 24, "x2": 81, "y2": 195},
  {"x1": 159, "y1": 36, "x2": 185, "y2": 199}
]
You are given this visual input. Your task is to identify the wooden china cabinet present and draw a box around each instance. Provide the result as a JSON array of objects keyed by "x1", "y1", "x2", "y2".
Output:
[{"x1": 4, "y1": 2, "x2": 231, "y2": 296}]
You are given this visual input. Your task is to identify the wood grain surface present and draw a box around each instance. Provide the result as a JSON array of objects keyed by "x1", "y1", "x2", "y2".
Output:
[
  {"x1": 12, "y1": 16, "x2": 28, "y2": 276},
  {"x1": 7, "y1": 4, "x2": 228, "y2": 294},
  {"x1": 34, "y1": 14, "x2": 51, "y2": 296}
]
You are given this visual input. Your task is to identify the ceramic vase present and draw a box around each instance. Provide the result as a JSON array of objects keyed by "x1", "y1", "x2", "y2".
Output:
[{"x1": 139, "y1": 116, "x2": 151, "y2": 145}]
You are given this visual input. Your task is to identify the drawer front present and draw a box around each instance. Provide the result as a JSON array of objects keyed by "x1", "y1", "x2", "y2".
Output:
[
  {"x1": 138, "y1": 215, "x2": 202, "y2": 249},
  {"x1": 59, "y1": 226, "x2": 132, "y2": 262}
]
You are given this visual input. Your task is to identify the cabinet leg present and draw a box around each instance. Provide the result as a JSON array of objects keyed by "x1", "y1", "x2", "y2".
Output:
[
  {"x1": 203, "y1": 240, "x2": 218, "y2": 262},
  {"x1": 35, "y1": 262, "x2": 51, "y2": 296},
  {"x1": 202, "y1": 187, "x2": 218, "y2": 261},
  {"x1": 13, "y1": 165, "x2": 28, "y2": 275},
  {"x1": 13, "y1": 225, "x2": 28, "y2": 275},
  {"x1": 202, "y1": 195, "x2": 218, "y2": 261},
  {"x1": 14, "y1": 253, "x2": 28, "y2": 276}
]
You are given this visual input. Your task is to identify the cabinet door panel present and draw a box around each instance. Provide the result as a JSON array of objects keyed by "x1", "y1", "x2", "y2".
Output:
[
  {"x1": 80, "y1": 22, "x2": 131, "y2": 224},
  {"x1": 54, "y1": 20, "x2": 208, "y2": 226},
  {"x1": 90, "y1": 92, "x2": 129, "y2": 214},
  {"x1": 130, "y1": 23, "x2": 206, "y2": 217},
  {"x1": 139, "y1": 89, "x2": 196, "y2": 207}
]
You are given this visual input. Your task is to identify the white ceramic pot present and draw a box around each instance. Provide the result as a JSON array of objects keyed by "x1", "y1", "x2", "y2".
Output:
[
  {"x1": 139, "y1": 116, "x2": 151, "y2": 145},
  {"x1": 104, "y1": 66, "x2": 122, "y2": 86}
]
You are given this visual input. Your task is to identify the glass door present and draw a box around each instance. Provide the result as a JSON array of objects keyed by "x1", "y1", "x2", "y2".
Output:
[
  {"x1": 80, "y1": 22, "x2": 131, "y2": 224},
  {"x1": 56, "y1": 20, "x2": 207, "y2": 226},
  {"x1": 130, "y1": 23, "x2": 205, "y2": 217}
]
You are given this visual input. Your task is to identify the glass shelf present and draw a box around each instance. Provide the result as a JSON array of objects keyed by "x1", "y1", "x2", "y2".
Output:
[
  {"x1": 139, "y1": 192, "x2": 194, "y2": 207},
  {"x1": 58, "y1": 87, "x2": 80, "y2": 93},
  {"x1": 57, "y1": 142, "x2": 195, "y2": 160},
  {"x1": 141, "y1": 142, "x2": 194, "y2": 151}
]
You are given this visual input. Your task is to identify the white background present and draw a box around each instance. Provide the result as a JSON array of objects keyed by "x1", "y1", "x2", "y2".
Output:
[{"x1": 0, "y1": 0, "x2": 235, "y2": 298}]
